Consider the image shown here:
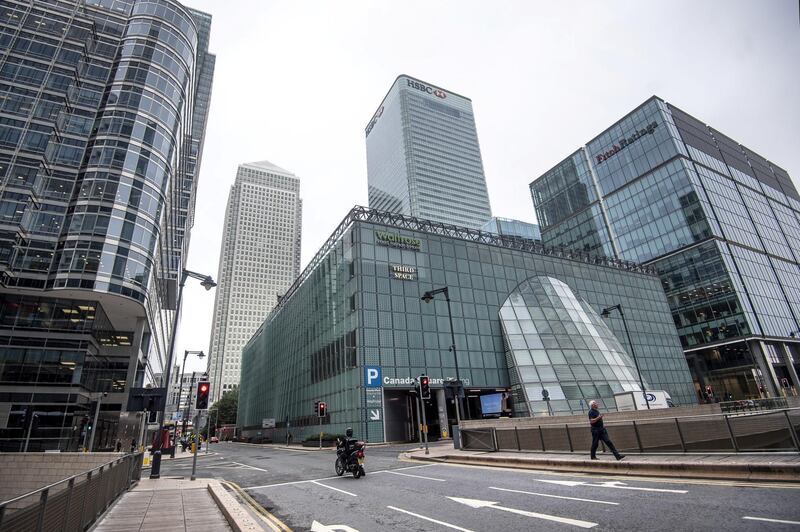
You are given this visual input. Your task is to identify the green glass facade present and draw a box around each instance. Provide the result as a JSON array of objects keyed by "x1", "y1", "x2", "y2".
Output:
[{"x1": 238, "y1": 207, "x2": 694, "y2": 443}]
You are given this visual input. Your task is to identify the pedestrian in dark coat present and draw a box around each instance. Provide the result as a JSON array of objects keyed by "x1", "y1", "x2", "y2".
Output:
[{"x1": 588, "y1": 400, "x2": 625, "y2": 461}]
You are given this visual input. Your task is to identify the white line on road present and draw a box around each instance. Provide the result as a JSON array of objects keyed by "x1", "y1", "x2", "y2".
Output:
[
  {"x1": 384, "y1": 471, "x2": 446, "y2": 482},
  {"x1": 743, "y1": 516, "x2": 800, "y2": 525},
  {"x1": 535, "y1": 478, "x2": 687, "y2": 494},
  {"x1": 311, "y1": 480, "x2": 357, "y2": 497},
  {"x1": 243, "y1": 464, "x2": 439, "y2": 490},
  {"x1": 231, "y1": 461, "x2": 268, "y2": 472},
  {"x1": 489, "y1": 486, "x2": 618, "y2": 506},
  {"x1": 387, "y1": 506, "x2": 475, "y2": 532},
  {"x1": 448, "y1": 497, "x2": 597, "y2": 529}
]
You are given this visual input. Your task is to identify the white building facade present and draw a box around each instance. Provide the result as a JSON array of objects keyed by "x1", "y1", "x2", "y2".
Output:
[{"x1": 207, "y1": 161, "x2": 302, "y2": 401}]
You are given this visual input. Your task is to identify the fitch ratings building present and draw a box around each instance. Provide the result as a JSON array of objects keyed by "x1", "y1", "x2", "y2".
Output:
[
  {"x1": 530, "y1": 96, "x2": 800, "y2": 402},
  {"x1": 0, "y1": 0, "x2": 214, "y2": 451},
  {"x1": 238, "y1": 206, "x2": 695, "y2": 444},
  {"x1": 365, "y1": 75, "x2": 493, "y2": 230}
]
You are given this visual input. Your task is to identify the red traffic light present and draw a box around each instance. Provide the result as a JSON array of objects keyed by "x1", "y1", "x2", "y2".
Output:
[
  {"x1": 318, "y1": 401, "x2": 327, "y2": 417},
  {"x1": 199, "y1": 383, "x2": 209, "y2": 393},
  {"x1": 196, "y1": 381, "x2": 210, "y2": 410}
]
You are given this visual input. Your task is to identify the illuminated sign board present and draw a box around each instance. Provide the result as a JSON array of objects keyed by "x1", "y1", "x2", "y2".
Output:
[
  {"x1": 595, "y1": 121, "x2": 658, "y2": 164},
  {"x1": 375, "y1": 231, "x2": 420, "y2": 251}
]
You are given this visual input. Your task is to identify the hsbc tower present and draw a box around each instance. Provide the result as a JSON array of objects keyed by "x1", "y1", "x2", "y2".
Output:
[{"x1": 365, "y1": 75, "x2": 493, "y2": 229}]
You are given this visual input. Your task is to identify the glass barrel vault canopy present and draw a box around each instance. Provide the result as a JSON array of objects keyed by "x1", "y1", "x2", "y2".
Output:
[{"x1": 500, "y1": 276, "x2": 646, "y2": 416}]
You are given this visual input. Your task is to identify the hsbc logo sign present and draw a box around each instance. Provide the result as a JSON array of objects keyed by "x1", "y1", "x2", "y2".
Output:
[
  {"x1": 365, "y1": 105, "x2": 384, "y2": 137},
  {"x1": 406, "y1": 79, "x2": 446, "y2": 99}
]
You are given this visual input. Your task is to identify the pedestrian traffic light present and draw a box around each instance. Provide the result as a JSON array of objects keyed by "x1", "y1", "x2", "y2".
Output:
[
  {"x1": 419, "y1": 375, "x2": 431, "y2": 400},
  {"x1": 196, "y1": 381, "x2": 210, "y2": 410},
  {"x1": 318, "y1": 402, "x2": 326, "y2": 418}
]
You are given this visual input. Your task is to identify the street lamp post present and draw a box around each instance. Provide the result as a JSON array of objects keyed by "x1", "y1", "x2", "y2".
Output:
[
  {"x1": 602, "y1": 304, "x2": 650, "y2": 409},
  {"x1": 87, "y1": 391, "x2": 108, "y2": 451},
  {"x1": 150, "y1": 269, "x2": 216, "y2": 479},
  {"x1": 174, "y1": 350, "x2": 204, "y2": 452},
  {"x1": 421, "y1": 287, "x2": 464, "y2": 426}
]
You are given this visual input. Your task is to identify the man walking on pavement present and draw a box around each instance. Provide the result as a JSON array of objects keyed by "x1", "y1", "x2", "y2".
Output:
[{"x1": 588, "y1": 400, "x2": 625, "y2": 461}]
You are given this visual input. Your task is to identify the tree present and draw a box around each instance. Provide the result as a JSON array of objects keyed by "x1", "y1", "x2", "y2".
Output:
[{"x1": 202, "y1": 386, "x2": 237, "y2": 437}]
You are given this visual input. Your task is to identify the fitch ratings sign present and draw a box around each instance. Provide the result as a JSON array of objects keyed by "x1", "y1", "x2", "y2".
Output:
[{"x1": 365, "y1": 366, "x2": 382, "y2": 388}]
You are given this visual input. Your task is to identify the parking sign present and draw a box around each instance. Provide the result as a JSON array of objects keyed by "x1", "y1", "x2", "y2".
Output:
[{"x1": 365, "y1": 366, "x2": 382, "y2": 388}]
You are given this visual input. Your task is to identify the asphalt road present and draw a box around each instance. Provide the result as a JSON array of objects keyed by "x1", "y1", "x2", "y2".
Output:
[{"x1": 158, "y1": 442, "x2": 800, "y2": 531}]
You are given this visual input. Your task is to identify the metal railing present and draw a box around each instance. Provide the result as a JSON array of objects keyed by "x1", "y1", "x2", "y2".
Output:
[
  {"x1": 0, "y1": 452, "x2": 143, "y2": 532},
  {"x1": 719, "y1": 397, "x2": 788, "y2": 414},
  {"x1": 461, "y1": 408, "x2": 800, "y2": 454}
]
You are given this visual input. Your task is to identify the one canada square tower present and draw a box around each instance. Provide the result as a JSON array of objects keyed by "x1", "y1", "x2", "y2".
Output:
[{"x1": 365, "y1": 75, "x2": 492, "y2": 229}]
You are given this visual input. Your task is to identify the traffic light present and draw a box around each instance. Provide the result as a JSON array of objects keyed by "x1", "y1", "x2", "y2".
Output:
[
  {"x1": 419, "y1": 375, "x2": 430, "y2": 400},
  {"x1": 318, "y1": 401, "x2": 326, "y2": 418},
  {"x1": 196, "y1": 381, "x2": 210, "y2": 410},
  {"x1": 314, "y1": 400, "x2": 320, "y2": 416}
]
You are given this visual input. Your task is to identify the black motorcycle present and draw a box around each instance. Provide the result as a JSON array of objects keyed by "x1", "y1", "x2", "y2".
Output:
[{"x1": 335, "y1": 437, "x2": 366, "y2": 478}]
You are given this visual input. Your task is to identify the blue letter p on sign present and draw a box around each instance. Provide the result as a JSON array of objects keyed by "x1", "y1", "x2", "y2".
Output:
[{"x1": 365, "y1": 366, "x2": 381, "y2": 388}]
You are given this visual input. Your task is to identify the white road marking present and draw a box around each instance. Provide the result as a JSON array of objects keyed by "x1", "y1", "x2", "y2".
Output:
[
  {"x1": 231, "y1": 461, "x2": 268, "y2": 472},
  {"x1": 387, "y1": 505, "x2": 475, "y2": 532},
  {"x1": 311, "y1": 480, "x2": 357, "y2": 497},
  {"x1": 244, "y1": 464, "x2": 438, "y2": 490},
  {"x1": 743, "y1": 516, "x2": 800, "y2": 525},
  {"x1": 535, "y1": 478, "x2": 687, "y2": 494},
  {"x1": 384, "y1": 471, "x2": 446, "y2": 482},
  {"x1": 311, "y1": 520, "x2": 359, "y2": 531},
  {"x1": 489, "y1": 486, "x2": 618, "y2": 506},
  {"x1": 448, "y1": 497, "x2": 597, "y2": 529}
]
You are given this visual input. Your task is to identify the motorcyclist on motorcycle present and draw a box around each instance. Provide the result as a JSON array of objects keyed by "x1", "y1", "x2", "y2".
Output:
[{"x1": 336, "y1": 427, "x2": 366, "y2": 478}]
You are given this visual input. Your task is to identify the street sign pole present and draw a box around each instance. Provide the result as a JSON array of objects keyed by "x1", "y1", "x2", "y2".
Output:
[
  {"x1": 420, "y1": 394, "x2": 429, "y2": 455},
  {"x1": 413, "y1": 384, "x2": 423, "y2": 448},
  {"x1": 190, "y1": 411, "x2": 202, "y2": 481},
  {"x1": 319, "y1": 415, "x2": 322, "y2": 449}
]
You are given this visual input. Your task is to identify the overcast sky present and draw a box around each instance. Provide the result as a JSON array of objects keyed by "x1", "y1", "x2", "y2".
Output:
[{"x1": 175, "y1": 0, "x2": 800, "y2": 375}]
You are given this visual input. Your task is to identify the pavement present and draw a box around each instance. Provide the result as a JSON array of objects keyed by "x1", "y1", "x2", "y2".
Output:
[
  {"x1": 402, "y1": 444, "x2": 800, "y2": 482},
  {"x1": 131, "y1": 441, "x2": 800, "y2": 531},
  {"x1": 92, "y1": 466, "x2": 269, "y2": 532}
]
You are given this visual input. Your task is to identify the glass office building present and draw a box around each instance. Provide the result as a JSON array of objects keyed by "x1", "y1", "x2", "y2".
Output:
[
  {"x1": 238, "y1": 207, "x2": 694, "y2": 443},
  {"x1": 481, "y1": 217, "x2": 541, "y2": 241},
  {"x1": 0, "y1": 0, "x2": 214, "y2": 450},
  {"x1": 530, "y1": 96, "x2": 800, "y2": 402},
  {"x1": 365, "y1": 75, "x2": 493, "y2": 229}
]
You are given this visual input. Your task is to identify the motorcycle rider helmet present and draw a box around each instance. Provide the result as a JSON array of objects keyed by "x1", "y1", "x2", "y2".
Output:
[{"x1": 345, "y1": 427, "x2": 353, "y2": 438}]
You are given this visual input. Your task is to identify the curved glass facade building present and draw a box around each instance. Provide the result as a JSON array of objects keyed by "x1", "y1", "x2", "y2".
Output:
[
  {"x1": 530, "y1": 96, "x2": 800, "y2": 402},
  {"x1": 238, "y1": 207, "x2": 693, "y2": 444},
  {"x1": 0, "y1": 0, "x2": 214, "y2": 450},
  {"x1": 500, "y1": 277, "x2": 646, "y2": 416}
]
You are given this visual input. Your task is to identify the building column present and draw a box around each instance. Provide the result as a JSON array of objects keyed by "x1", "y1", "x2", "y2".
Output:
[
  {"x1": 436, "y1": 388, "x2": 449, "y2": 439},
  {"x1": 750, "y1": 340, "x2": 780, "y2": 397},
  {"x1": 780, "y1": 343, "x2": 800, "y2": 390}
]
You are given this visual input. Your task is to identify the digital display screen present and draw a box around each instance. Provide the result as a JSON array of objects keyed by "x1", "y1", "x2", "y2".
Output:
[{"x1": 480, "y1": 393, "x2": 503, "y2": 415}]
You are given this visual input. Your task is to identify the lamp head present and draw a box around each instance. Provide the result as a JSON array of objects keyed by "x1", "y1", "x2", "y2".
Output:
[
  {"x1": 601, "y1": 308, "x2": 611, "y2": 318},
  {"x1": 421, "y1": 292, "x2": 433, "y2": 304},
  {"x1": 200, "y1": 276, "x2": 217, "y2": 291}
]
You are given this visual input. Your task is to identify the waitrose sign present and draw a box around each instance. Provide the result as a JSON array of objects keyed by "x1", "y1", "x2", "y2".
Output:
[{"x1": 375, "y1": 231, "x2": 420, "y2": 251}]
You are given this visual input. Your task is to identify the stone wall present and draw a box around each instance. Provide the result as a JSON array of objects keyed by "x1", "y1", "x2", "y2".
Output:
[{"x1": 0, "y1": 452, "x2": 125, "y2": 506}]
